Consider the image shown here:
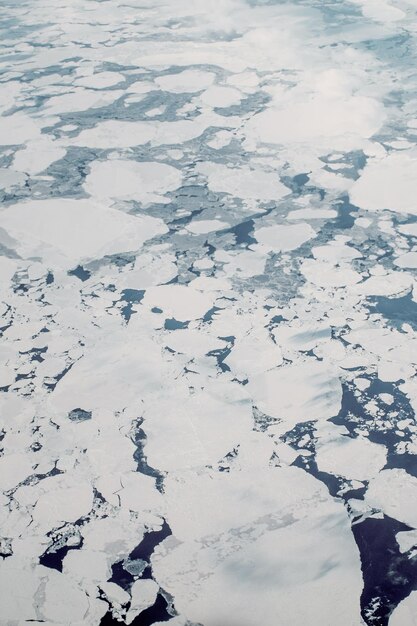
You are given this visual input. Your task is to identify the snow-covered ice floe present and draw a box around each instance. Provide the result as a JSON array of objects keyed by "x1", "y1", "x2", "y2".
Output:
[{"x1": 1, "y1": 1, "x2": 417, "y2": 625}]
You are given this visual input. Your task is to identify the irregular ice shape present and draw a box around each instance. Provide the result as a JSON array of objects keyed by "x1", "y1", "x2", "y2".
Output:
[
  {"x1": 162, "y1": 465, "x2": 321, "y2": 542},
  {"x1": 0, "y1": 168, "x2": 27, "y2": 190},
  {"x1": 120, "y1": 253, "x2": 177, "y2": 289},
  {"x1": 379, "y1": 360, "x2": 415, "y2": 382},
  {"x1": 217, "y1": 249, "x2": 267, "y2": 278},
  {"x1": 69, "y1": 120, "x2": 156, "y2": 148},
  {"x1": 399, "y1": 223, "x2": 417, "y2": 237},
  {"x1": 155, "y1": 69, "x2": 216, "y2": 93},
  {"x1": 126, "y1": 579, "x2": 159, "y2": 625},
  {"x1": 394, "y1": 252, "x2": 417, "y2": 269},
  {"x1": 255, "y1": 223, "x2": 316, "y2": 252},
  {"x1": 144, "y1": 382, "x2": 253, "y2": 471},
  {"x1": 0, "y1": 453, "x2": 33, "y2": 491},
  {"x1": 245, "y1": 95, "x2": 384, "y2": 150},
  {"x1": 225, "y1": 328, "x2": 283, "y2": 378},
  {"x1": 118, "y1": 472, "x2": 163, "y2": 513},
  {"x1": 350, "y1": 153, "x2": 417, "y2": 215},
  {"x1": 189, "y1": 275, "x2": 232, "y2": 292},
  {"x1": 40, "y1": 568, "x2": 93, "y2": 622},
  {"x1": 63, "y1": 548, "x2": 110, "y2": 585},
  {"x1": 352, "y1": 0, "x2": 405, "y2": 22},
  {"x1": 0, "y1": 113, "x2": 41, "y2": 145},
  {"x1": 1, "y1": 199, "x2": 167, "y2": 268},
  {"x1": 365, "y1": 469, "x2": 417, "y2": 527},
  {"x1": 127, "y1": 81, "x2": 155, "y2": 94},
  {"x1": 142, "y1": 284, "x2": 214, "y2": 321},
  {"x1": 42, "y1": 87, "x2": 123, "y2": 114},
  {"x1": 0, "y1": 2, "x2": 413, "y2": 624},
  {"x1": 32, "y1": 480, "x2": 94, "y2": 528},
  {"x1": 346, "y1": 327, "x2": 417, "y2": 364},
  {"x1": 390, "y1": 592, "x2": 417, "y2": 626},
  {"x1": 248, "y1": 360, "x2": 342, "y2": 430},
  {"x1": 153, "y1": 466, "x2": 363, "y2": 626},
  {"x1": 0, "y1": 560, "x2": 43, "y2": 621},
  {"x1": 185, "y1": 219, "x2": 229, "y2": 234},
  {"x1": 69, "y1": 114, "x2": 235, "y2": 149},
  {"x1": 0, "y1": 365, "x2": 15, "y2": 388},
  {"x1": 352, "y1": 272, "x2": 413, "y2": 296},
  {"x1": 196, "y1": 162, "x2": 291, "y2": 201},
  {"x1": 273, "y1": 321, "x2": 331, "y2": 352},
  {"x1": 396, "y1": 529, "x2": 417, "y2": 553},
  {"x1": 100, "y1": 582, "x2": 130, "y2": 607},
  {"x1": 312, "y1": 241, "x2": 362, "y2": 262},
  {"x1": 300, "y1": 239, "x2": 363, "y2": 286},
  {"x1": 0, "y1": 81, "x2": 23, "y2": 114},
  {"x1": 315, "y1": 435, "x2": 387, "y2": 480},
  {"x1": 201, "y1": 85, "x2": 242, "y2": 107},
  {"x1": 288, "y1": 208, "x2": 337, "y2": 220},
  {"x1": 49, "y1": 333, "x2": 174, "y2": 414},
  {"x1": 300, "y1": 259, "x2": 362, "y2": 287},
  {"x1": 13, "y1": 136, "x2": 66, "y2": 175},
  {"x1": 84, "y1": 159, "x2": 182, "y2": 204},
  {"x1": 163, "y1": 328, "x2": 225, "y2": 358},
  {"x1": 75, "y1": 71, "x2": 124, "y2": 88}
]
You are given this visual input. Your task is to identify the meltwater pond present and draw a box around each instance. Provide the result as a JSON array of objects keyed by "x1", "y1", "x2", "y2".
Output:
[{"x1": 1, "y1": 1, "x2": 417, "y2": 625}]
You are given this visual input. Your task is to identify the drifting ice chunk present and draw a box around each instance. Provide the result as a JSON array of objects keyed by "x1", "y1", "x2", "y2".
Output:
[
  {"x1": 255, "y1": 223, "x2": 316, "y2": 252},
  {"x1": 84, "y1": 159, "x2": 182, "y2": 204},
  {"x1": 350, "y1": 153, "x2": 417, "y2": 215},
  {"x1": 248, "y1": 360, "x2": 342, "y2": 431},
  {"x1": 0, "y1": 199, "x2": 167, "y2": 268}
]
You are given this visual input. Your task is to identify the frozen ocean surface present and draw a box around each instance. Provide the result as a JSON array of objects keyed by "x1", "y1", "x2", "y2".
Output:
[{"x1": 0, "y1": 0, "x2": 417, "y2": 624}]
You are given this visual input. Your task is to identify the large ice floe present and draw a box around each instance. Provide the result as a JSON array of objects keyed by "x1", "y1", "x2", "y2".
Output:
[{"x1": 1, "y1": 0, "x2": 417, "y2": 625}]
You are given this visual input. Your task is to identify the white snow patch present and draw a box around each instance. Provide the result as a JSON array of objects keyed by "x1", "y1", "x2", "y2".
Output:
[
  {"x1": 352, "y1": 272, "x2": 412, "y2": 297},
  {"x1": 196, "y1": 162, "x2": 290, "y2": 201},
  {"x1": 315, "y1": 435, "x2": 387, "y2": 480},
  {"x1": 394, "y1": 252, "x2": 417, "y2": 269},
  {"x1": 288, "y1": 208, "x2": 337, "y2": 220},
  {"x1": 43, "y1": 88, "x2": 123, "y2": 115},
  {"x1": 126, "y1": 579, "x2": 159, "y2": 624},
  {"x1": 141, "y1": 284, "x2": 214, "y2": 321},
  {"x1": 396, "y1": 529, "x2": 417, "y2": 554},
  {"x1": 153, "y1": 465, "x2": 363, "y2": 626},
  {"x1": 245, "y1": 95, "x2": 384, "y2": 151},
  {"x1": 144, "y1": 382, "x2": 253, "y2": 471},
  {"x1": 33, "y1": 480, "x2": 94, "y2": 528},
  {"x1": 0, "y1": 114, "x2": 41, "y2": 145},
  {"x1": 84, "y1": 159, "x2": 182, "y2": 204},
  {"x1": 225, "y1": 328, "x2": 283, "y2": 378},
  {"x1": 185, "y1": 219, "x2": 229, "y2": 234},
  {"x1": 13, "y1": 137, "x2": 66, "y2": 175},
  {"x1": 365, "y1": 469, "x2": 417, "y2": 528},
  {"x1": 155, "y1": 69, "x2": 216, "y2": 93},
  {"x1": 300, "y1": 260, "x2": 362, "y2": 287},
  {"x1": 255, "y1": 223, "x2": 316, "y2": 252},
  {"x1": 75, "y1": 71, "x2": 124, "y2": 89},
  {"x1": 273, "y1": 322, "x2": 331, "y2": 352},
  {"x1": 350, "y1": 153, "x2": 417, "y2": 215},
  {"x1": 351, "y1": 0, "x2": 405, "y2": 22},
  {"x1": 69, "y1": 114, "x2": 235, "y2": 149},
  {"x1": 399, "y1": 223, "x2": 417, "y2": 237},
  {"x1": 1, "y1": 199, "x2": 167, "y2": 268},
  {"x1": 0, "y1": 454, "x2": 34, "y2": 491},
  {"x1": 248, "y1": 360, "x2": 342, "y2": 432},
  {"x1": 216, "y1": 249, "x2": 267, "y2": 278},
  {"x1": 390, "y1": 592, "x2": 417, "y2": 626},
  {"x1": 201, "y1": 85, "x2": 242, "y2": 107}
]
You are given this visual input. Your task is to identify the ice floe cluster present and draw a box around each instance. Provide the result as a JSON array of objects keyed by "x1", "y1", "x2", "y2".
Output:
[{"x1": 1, "y1": 0, "x2": 417, "y2": 625}]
